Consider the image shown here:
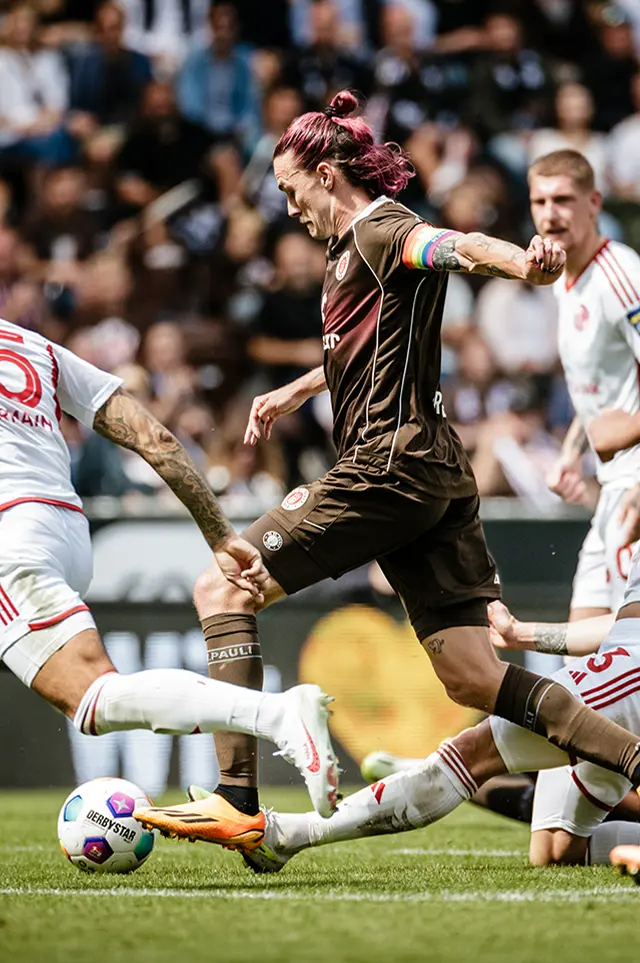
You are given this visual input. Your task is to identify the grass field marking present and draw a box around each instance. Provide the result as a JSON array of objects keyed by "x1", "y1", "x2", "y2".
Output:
[
  {"x1": 0, "y1": 885, "x2": 638, "y2": 904},
  {"x1": 391, "y1": 848, "x2": 524, "y2": 858},
  {"x1": 1, "y1": 845, "x2": 525, "y2": 857}
]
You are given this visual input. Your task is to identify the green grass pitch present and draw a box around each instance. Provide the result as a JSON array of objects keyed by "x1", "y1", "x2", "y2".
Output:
[{"x1": 0, "y1": 786, "x2": 637, "y2": 963}]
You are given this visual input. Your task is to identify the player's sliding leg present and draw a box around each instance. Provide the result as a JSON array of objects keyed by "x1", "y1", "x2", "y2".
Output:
[
  {"x1": 241, "y1": 719, "x2": 524, "y2": 872},
  {"x1": 242, "y1": 710, "x2": 637, "y2": 873},
  {"x1": 28, "y1": 627, "x2": 337, "y2": 838},
  {"x1": 190, "y1": 565, "x2": 286, "y2": 817},
  {"x1": 420, "y1": 623, "x2": 640, "y2": 787},
  {"x1": 361, "y1": 750, "x2": 537, "y2": 823}
]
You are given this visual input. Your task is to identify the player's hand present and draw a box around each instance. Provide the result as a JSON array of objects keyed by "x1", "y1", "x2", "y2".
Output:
[
  {"x1": 545, "y1": 454, "x2": 587, "y2": 504},
  {"x1": 588, "y1": 409, "x2": 640, "y2": 462},
  {"x1": 213, "y1": 535, "x2": 269, "y2": 603},
  {"x1": 244, "y1": 383, "x2": 308, "y2": 446},
  {"x1": 488, "y1": 601, "x2": 533, "y2": 650},
  {"x1": 523, "y1": 235, "x2": 566, "y2": 285},
  {"x1": 619, "y1": 483, "x2": 640, "y2": 546}
]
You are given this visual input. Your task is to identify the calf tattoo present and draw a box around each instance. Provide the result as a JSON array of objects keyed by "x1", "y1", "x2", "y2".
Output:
[{"x1": 533, "y1": 623, "x2": 569, "y2": 655}]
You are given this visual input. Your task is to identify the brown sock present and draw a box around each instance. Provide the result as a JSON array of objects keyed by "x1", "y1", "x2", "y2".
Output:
[
  {"x1": 202, "y1": 613, "x2": 263, "y2": 802},
  {"x1": 494, "y1": 664, "x2": 640, "y2": 786}
]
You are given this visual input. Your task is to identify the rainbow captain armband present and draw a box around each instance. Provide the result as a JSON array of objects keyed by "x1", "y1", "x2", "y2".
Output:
[{"x1": 402, "y1": 224, "x2": 457, "y2": 271}]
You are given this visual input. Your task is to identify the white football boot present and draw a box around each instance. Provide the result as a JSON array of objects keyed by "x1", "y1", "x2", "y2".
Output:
[
  {"x1": 188, "y1": 685, "x2": 338, "y2": 819},
  {"x1": 271, "y1": 684, "x2": 339, "y2": 818}
]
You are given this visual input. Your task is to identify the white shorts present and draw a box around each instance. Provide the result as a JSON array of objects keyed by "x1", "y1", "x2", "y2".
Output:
[
  {"x1": 571, "y1": 484, "x2": 638, "y2": 613},
  {"x1": 491, "y1": 618, "x2": 640, "y2": 837},
  {"x1": 0, "y1": 502, "x2": 96, "y2": 686}
]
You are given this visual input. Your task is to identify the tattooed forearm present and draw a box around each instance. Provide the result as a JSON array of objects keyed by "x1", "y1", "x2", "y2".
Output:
[
  {"x1": 431, "y1": 237, "x2": 465, "y2": 272},
  {"x1": 533, "y1": 623, "x2": 569, "y2": 655},
  {"x1": 432, "y1": 231, "x2": 528, "y2": 279},
  {"x1": 94, "y1": 388, "x2": 232, "y2": 549}
]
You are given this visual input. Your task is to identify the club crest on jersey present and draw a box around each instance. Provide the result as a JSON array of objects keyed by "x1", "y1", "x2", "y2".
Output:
[
  {"x1": 336, "y1": 250, "x2": 350, "y2": 281},
  {"x1": 263, "y1": 530, "x2": 283, "y2": 552},
  {"x1": 281, "y1": 487, "x2": 309, "y2": 511},
  {"x1": 627, "y1": 305, "x2": 640, "y2": 328},
  {"x1": 574, "y1": 305, "x2": 589, "y2": 330}
]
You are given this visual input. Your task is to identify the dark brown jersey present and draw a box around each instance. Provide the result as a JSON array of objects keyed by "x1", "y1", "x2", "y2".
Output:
[{"x1": 321, "y1": 197, "x2": 476, "y2": 498}]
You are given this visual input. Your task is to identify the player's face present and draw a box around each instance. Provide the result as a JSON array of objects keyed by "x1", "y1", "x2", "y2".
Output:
[
  {"x1": 274, "y1": 152, "x2": 334, "y2": 240},
  {"x1": 529, "y1": 174, "x2": 601, "y2": 254}
]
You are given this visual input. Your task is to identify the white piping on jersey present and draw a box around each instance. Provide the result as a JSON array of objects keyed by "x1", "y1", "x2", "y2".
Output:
[
  {"x1": 386, "y1": 276, "x2": 426, "y2": 471},
  {"x1": 352, "y1": 223, "x2": 384, "y2": 461}
]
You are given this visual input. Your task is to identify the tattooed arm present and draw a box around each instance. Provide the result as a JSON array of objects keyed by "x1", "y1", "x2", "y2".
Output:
[
  {"x1": 93, "y1": 389, "x2": 268, "y2": 598},
  {"x1": 93, "y1": 388, "x2": 232, "y2": 548},
  {"x1": 402, "y1": 225, "x2": 566, "y2": 285},
  {"x1": 488, "y1": 601, "x2": 614, "y2": 657}
]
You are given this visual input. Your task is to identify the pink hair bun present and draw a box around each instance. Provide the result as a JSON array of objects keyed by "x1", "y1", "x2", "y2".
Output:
[{"x1": 325, "y1": 90, "x2": 359, "y2": 119}]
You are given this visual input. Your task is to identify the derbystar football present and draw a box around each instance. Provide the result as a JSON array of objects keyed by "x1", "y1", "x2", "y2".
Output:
[{"x1": 57, "y1": 777, "x2": 156, "y2": 874}]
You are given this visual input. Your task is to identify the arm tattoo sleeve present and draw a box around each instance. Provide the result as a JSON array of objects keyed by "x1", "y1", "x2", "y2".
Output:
[
  {"x1": 93, "y1": 388, "x2": 232, "y2": 549},
  {"x1": 533, "y1": 623, "x2": 569, "y2": 655},
  {"x1": 430, "y1": 236, "x2": 465, "y2": 272},
  {"x1": 427, "y1": 231, "x2": 527, "y2": 279}
]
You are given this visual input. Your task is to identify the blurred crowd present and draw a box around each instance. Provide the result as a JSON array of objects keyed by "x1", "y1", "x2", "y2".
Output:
[{"x1": 0, "y1": 0, "x2": 639, "y2": 513}]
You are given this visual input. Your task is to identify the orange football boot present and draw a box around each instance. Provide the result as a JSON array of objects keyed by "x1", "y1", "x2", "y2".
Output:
[{"x1": 134, "y1": 793, "x2": 265, "y2": 850}]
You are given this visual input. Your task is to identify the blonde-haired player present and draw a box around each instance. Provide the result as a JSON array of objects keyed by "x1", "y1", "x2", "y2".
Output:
[{"x1": 531, "y1": 149, "x2": 640, "y2": 621}]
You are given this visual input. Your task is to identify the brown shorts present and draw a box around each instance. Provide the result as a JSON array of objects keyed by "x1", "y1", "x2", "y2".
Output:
[{"x1": 242, "y1": 459, "x2": 500, "y2": 640}]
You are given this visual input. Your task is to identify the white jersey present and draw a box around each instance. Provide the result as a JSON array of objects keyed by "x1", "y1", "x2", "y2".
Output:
[
  {"x1": 556, "y1": 238, "x2": 640, "y2": 487},
  {"x1": 0, "y1": 320, "x2": 121, "y2": 513}
]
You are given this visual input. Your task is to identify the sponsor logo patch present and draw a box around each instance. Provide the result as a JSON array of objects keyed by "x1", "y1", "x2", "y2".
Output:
[
  {"x1": 263, "y1": 530, "x2": 284, "y2": 552},
  {"x1": 282, "y1": 487, "x2": 310, "y2": 511},
  {"x1": 336, "y1": 250, "x2": 350, "y2": 281}
]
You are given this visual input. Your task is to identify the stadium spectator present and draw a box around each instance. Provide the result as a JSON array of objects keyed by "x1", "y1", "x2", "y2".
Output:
[
  {"x1": 119, "y1": 0, "x2": 212, "y2": 74},
  {"x1": 433, "y1": 0, "x2": 489, "y2": 52},
  {"x1": 0, "y1": 225, "x2": 44, "y2": 329},
  {"x1": 288, "y1": 0, "x2": 373, "y2": 111},
  {"x1": 115, "y1": 79, "x2": 240, "y2": 216},
  {"x1": 470, "y1": 11, "x2": 553, "y2": 164},
  {"x1": 248, "y1": 231, "x2": 330, "y2": 486},
  {"x1": 141, "y1": 320, "x2": 198, "y2": 428},
  {"x1": 607, "y1": 70, "x2": 640, "y2": 200},
  {"x1": 587, "y1": 6, "x2": 639, "y2": 131},
  {"x1": 475, "y1": 278, "x2": 558, "y2": 376},
  {"x1": 0, "y1": 4, "x2": 74, "y2": 167},
  {"x1": 20, "y1": 166, "x2": 101, "y2": 286},
  {"x1": 519, "y1": 0, "x2": 596, "y2": 69},
  {"x1": 176, "y1": 1, "x2": 261, "y2": 157},
  {"x1": 370, "y1": 4, "x2": 432, "y2": 145},
  {"x1": 67, "y1": 1, "x2": 152, "y2": 162},
  {"x1": 528, "y1": 83, "x2": 608, "y2": 193},
  {"x1": 242, "y1": 85, "x2": 304, "y2": 222}
]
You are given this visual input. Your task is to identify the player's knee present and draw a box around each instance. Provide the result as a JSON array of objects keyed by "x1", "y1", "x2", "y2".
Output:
[
  {"x1": 193, "y1": 566, "x2": 253, "y2": 616},
  {"x1": 443, "y1": 676, "x2": 493, "y2": 713},
  {"x1": 529, "y1": 830, "x2": 585, "y2": 866}
]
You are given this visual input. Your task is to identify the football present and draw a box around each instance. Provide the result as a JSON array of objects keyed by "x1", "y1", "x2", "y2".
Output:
[{"x1": 57, "y1": 777, "x2": 156, "y2": 874}]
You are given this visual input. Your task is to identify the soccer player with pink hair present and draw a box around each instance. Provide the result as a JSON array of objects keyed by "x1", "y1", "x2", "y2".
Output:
[{"x1": 137, "y1": 92, "x2": 640, "y2": 858}]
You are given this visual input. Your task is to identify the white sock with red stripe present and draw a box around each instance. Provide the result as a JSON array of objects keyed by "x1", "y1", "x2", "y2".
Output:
[
  {"x1": 73, "y1": 670, "x2": 283, "y2": 739},
  {"x1": 586, "y1": 822, "x2": 640, "y2": 865},
  {"x1": 303, "y1": 742, "x2": 476, "y2": 849}
]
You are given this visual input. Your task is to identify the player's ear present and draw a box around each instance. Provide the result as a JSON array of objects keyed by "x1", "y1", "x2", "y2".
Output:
[
  {"x1": 590, "y1": 189, "x2": 603, "y2": 216},
  {"x1": 317, "y1": 162, "x2": 335, "y2": 191}
]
